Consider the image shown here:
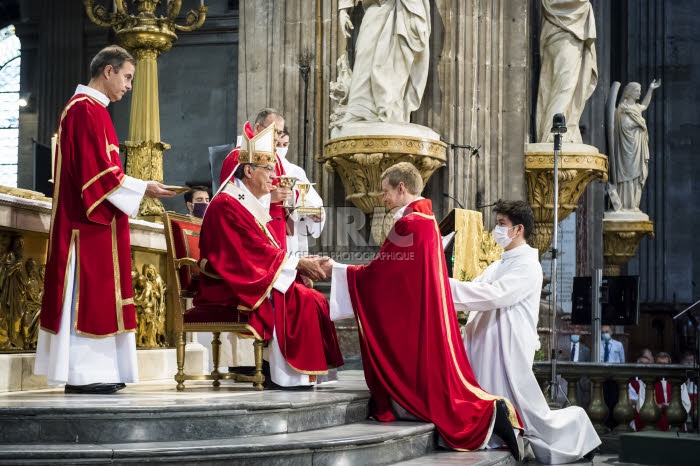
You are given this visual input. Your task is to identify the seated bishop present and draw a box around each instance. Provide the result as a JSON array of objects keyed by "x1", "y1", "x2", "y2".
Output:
[{"x1": 194, "y1": 123, "x2": 344, "y2": 388}]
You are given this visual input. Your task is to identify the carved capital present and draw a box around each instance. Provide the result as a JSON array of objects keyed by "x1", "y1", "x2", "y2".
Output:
[
  {"x1": 122, "y1": 140, "x2": 171, "y2": 218},
  {"x1": 603, "y1": 219, "x2": 654, "y2": 276},
  {"x1": 525, "y1": 150, "x2": 609, "y2": 255}
]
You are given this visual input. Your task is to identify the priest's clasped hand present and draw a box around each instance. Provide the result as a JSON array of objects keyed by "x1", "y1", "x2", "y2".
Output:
[{"x1": 296, "y1": 256, "x2": 332, "y2": 281}]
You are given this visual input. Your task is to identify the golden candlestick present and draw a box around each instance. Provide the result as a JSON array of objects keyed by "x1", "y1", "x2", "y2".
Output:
[{"x1": 83, "y1": 0, "x2": 207, "y2": 219}]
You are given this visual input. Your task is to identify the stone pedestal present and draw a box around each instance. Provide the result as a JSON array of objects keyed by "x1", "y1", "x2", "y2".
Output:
[
  {"x1": 603, "y1": 211, "x2": 655, "y2": 276},
  {"x1": 324, "y1": 123, "x2": 446, "y2": 243},
  {"x1": 525, "y1": 143, "x2": 608, "y2": 255}
]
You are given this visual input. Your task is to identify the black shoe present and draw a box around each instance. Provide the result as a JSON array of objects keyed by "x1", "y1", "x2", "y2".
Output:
[
  {"x1": 228, "y1": 366, "x2": 257, "y2": 376},
  {"x1": 64, "y1": 383, "x2": 123, "y2": 394},
  {"x1": 493, "y1": 399, "x2": 521, "y2": 461},
  {"x1": 584, "y1": 447, "x2": 599, "y2": 461}
]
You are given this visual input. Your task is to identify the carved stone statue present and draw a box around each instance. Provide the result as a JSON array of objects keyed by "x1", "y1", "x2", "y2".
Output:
[
  {"x1": 536, "y1": 0, "x2": 598, "y2": 143},
  {"x1": 3, "y1": 236, "x2": 25, "y2": 349},
  {"x1": 607, "y1": 79, "x2": 662, "y2": 212},
  {"x1": 0, "y1": 231, "x2": 13, "y2": 349},
  {"x1": 335, "y1": 0, "x2": 431, "y2": 126}
]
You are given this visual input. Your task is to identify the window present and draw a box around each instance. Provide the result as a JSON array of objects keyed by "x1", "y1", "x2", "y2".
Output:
[{"x1": 0, "y1": 25, "x2": 21, "y2": 188}]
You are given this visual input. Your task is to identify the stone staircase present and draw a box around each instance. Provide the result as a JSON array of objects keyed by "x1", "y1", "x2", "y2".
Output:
[{"x1": 0, "y1": 371, "x2": 516, "y2": 465}]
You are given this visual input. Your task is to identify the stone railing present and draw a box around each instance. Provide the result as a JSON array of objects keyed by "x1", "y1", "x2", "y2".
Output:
[{"x1": 533, "y1": 362, "x2": 698, "y2": 433}]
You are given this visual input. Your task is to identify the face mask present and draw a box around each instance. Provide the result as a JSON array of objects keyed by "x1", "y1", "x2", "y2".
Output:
[
  {"x1": 570, "y1": 334, "x2": 580, "y2": 343},
  {"x1": 277, "y1": 147, "x2": 289, "y2": 158},
  {"x1": 192, "y1": 202, "x2": 208, "y2": 219},
  {"x1": 602, "y1": 332, "x2": 612, "y2": 341},
  {"x1": 493, "y1": 225, "x2": 515, "y2": 248}
]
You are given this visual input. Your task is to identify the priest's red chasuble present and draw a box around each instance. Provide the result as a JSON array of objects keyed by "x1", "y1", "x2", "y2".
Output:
[
  {"x1": 346, "y1": 198, "x2": 523, "y2": 450},
  {"x1": 40, "y1": 94, "x2": 136, "y2": 336},
  {"x1": 194, "y1": 188, "x2": 343, "y2": 373}
]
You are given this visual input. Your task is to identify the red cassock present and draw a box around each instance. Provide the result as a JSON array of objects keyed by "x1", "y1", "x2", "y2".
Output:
[
  {"x1": 219, "y1": 124, "x2": 287, "y2": 250},
  {"x1": 346, "y1": 198, "x2": 523, "y2": 450},
  {"x1": 40, "y1": 94, "x2": 136, "y2": 336},
  {"x1": 654, "y1": 379, "x2": 673, "y2": 431},
  {"x1": 193, "y1": 187, "x2": 343, "y2": 374}
]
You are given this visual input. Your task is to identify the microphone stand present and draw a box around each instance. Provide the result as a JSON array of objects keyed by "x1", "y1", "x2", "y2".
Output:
[{"x1": 549, "y1": 120, "x2": 566, "y2": 404}]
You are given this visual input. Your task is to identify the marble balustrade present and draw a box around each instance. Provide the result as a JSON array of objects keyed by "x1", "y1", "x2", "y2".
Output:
[{"x1": 533, "y1": 361, "x2": 698, "y2": 433}]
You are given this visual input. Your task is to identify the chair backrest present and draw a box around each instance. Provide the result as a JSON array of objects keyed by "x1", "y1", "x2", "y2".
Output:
[{"x1": 163, "y1": 211, "x2": 202, "y2": 298}]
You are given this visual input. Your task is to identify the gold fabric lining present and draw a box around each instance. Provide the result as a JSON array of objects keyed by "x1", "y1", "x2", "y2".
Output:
[{"x1": 81, "y1": 166, "x2": 119, "y2": 193}]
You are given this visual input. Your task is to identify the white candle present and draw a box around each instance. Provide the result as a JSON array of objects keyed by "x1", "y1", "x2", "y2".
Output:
[
  {"x1": 50, "y1": 134, "x2": 57, "y2": 181},
  {"x1": 113, "y1": 1, "x2": 117, "y2": 12},
  {"x1": 200, "y1": 0, "x2": 204, "y2": 6}
]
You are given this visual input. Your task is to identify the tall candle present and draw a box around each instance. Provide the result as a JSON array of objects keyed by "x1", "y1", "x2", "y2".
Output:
[{"x1": 50, "y1": 133, "x2": 57, "y2": 181}]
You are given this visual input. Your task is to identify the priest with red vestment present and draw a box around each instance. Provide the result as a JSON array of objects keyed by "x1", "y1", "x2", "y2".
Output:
[
  {"x1": 196, "y1": 123, "x2": 343, "y2": 387},
  {"x1": 326, "y1": 162, "x2": 523, "y2": 458},
  {"x1": 34, "y1": 45, "x2": 175, "y2": 394}
]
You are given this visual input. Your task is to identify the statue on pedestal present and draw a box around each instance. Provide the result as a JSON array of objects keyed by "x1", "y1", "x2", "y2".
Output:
[
  {"x1": 536, "y1": 0, "x2": 598, "y2": 144},
  {"x1": 334, "y1": 0, "x2": 431, "y2": 127},
  {"x1": 606, "y1": 79, "x2": 662, "y2": 212}
]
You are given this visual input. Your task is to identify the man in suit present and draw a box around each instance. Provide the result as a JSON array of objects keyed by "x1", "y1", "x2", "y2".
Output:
[
  {"x1": 561, "y1": 327, "x2": 591, "y2": 408},
  {"x1": 601, "y1": 325, "x2": 625, "y2": 429}
]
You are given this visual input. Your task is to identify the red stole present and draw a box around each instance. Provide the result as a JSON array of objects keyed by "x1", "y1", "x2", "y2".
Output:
[
  {"x1": 194, "y1": 188, "x2": 342, "y2": 373},
  {"x1": 41, "y1": 94, "x2": 136, "y2": 336},
  {"x1": 630, "y1": 379, "x2": 645, "y2": 431},
  {"x1": 655, "y1": 379, "x2": 672, "y2": 431},
  {"x1": 346, "y1": 199, "x2": 522, "y2": 450}
]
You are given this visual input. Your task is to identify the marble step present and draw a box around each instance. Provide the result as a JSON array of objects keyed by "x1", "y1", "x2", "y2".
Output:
[
  {"x1": 392, "y1": 450, "x2": 515, "y2": 466},
  {"x1": 0, "y1": 420, "x2": 436, "y2": 465},
  {"x1": 0, "y1": 379, "x2": 369, "y2": 445}
]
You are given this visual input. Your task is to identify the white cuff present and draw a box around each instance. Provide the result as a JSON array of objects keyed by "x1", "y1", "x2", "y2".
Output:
[
  {"x1": 273, "y1": 254, "x2": 300, "y2": 294},
  {"x1": 330, "y1": 262, "x2": 354, "y2": 321},
  {"x1": 107, "y1": 176, "x2": 147, "y2": 218}
]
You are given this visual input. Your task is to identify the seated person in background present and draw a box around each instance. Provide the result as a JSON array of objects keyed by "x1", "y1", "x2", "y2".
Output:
[
  {"x1": 184, "y1": 185, "x2": 210, "y2": 218},
  {"x1": 654, "y1": 351, "x2": 674, "y2": 431},
  {"x1": 194, "y1": 123, "x2": 343, "y2": 388}
]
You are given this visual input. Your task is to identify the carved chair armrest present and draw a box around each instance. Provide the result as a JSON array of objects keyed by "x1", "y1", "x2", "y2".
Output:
[{"x1": 175, "y1": 257, "x2": 222, "y2": 280}]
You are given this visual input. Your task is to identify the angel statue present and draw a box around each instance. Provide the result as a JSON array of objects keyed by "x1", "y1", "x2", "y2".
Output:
[{"x1": 605, "y1": 79, "x2": 662, "y2": 212}]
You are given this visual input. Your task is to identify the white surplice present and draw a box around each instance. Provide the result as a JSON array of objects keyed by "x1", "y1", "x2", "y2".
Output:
[
  {"x1": 34, "y1": 86, "x2": 148, "y2": 386},
  {"x1": 450, "y1": 243, "x2": 601, "y2": 464}
]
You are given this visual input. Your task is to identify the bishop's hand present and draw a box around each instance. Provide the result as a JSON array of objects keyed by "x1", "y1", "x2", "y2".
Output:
[{"x1": 297, "y1": 256, "x2": 327, "y2": 282}]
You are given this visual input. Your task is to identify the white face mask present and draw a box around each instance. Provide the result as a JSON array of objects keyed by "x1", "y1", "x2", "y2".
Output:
[
  {"x1": 277, "y1": 147, "x2": 289, "y2": 158},
  {"x1": 493, "y1": 225, "x2": 515, "y2": 248}
]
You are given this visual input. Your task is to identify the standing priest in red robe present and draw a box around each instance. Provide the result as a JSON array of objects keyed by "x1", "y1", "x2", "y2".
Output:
[
  {"x1": 195, "y1": 123, "x2": 344, "y2": 388},
  {"x1": 35, "y1": 45, "x2": 176, "y2": 395},
  {"x1": 325, "y1": 162, "x2": 523, "y2": 459}
]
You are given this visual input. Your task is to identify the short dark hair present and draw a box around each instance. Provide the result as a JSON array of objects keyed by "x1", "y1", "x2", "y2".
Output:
[
  {"x1": 254, "y1": 108, "x2": 283, "y2": 127},
  {"x1": 233, "y1": 163, "x2": 252, "y2": 180},
  {"x1": 184, "y1": 185, "x2": 210, "y2": 204},
  {"x1": 493, "y1": 200, "x2": 534, "y2": 241},
  {"x1": 90, "y1": 45, "x2": 135, "y2": 78}
]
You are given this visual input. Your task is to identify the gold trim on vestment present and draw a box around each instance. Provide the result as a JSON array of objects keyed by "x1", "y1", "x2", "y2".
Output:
[
  {"x1": 111, "y1": 218, "x2": 125, "y2": 332},
  {"x1": 82, "y1": 166, "x2": 119, "y2": 193},
  {"x1": 74, "y1": 328, "x2": 136, "y2": 338},
  {"x1": 85, "y1": 176, "x2": 126, "y2": 219},
  {"x1": 121, "y1": 298, "x2": 134, "y2": 306},
  {"x1": 236, "y1": 254, "x2": 287, "y2": 312},
  {"x1": 70, "y1": 230, "x2": 81, "y2": 333}
]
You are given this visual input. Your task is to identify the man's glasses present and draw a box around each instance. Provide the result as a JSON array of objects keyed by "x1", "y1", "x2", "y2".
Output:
[{"x1": 252, "y1": 164, "x2": 275, "y2": 173}]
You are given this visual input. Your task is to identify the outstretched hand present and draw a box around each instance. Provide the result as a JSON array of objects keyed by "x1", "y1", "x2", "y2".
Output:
[
  {"x1": 297, "y1": 256, "x2": 327, "y2": 282},
  {"x1": 145, "y1": 181, "x2": 176, "y2": 198}
]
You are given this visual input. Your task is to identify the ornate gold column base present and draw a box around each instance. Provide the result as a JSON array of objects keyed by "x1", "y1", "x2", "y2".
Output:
[
  {"x1": 525, "y1": 143, "x2": 608, "y2": 256},
  {"x1": 602, "y1": 215, "x2": 654, "y2": 276},
  {"x1": 324, "y1": 134, "x2": 447, "y2": 244},
  {"x1": 123, "y1": 140, "x2": 171, "y2": 219}
]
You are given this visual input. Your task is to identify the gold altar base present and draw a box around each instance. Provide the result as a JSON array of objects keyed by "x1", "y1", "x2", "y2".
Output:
[
  {"x1": 603, "y1": 216, "x2": 655, "y2": 276},
  {"x1": 525, "y1": 143, "x2": 608, "y2": 255},
  {"x1": 324, "y1": 133, "x2": 447, "y2": 243}
]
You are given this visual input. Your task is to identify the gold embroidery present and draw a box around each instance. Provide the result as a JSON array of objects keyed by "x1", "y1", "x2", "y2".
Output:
[
  {"x1": 111, "y1": 218, "x2": 125, "y2": 332},
  {"x1": 82, "y1": 166, "x2": 119, "y2": 193},
  {"x1": 85, "y1": 176, "x2": 126, "y2": 219}
]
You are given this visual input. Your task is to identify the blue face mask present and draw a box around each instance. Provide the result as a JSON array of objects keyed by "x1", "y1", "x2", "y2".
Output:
[
  {"x1": 570, "y1": 334, "x2": 580, "y2": 343},
  {"x1": 602, "y1": 332, "x2": 612, "y2": 341}
]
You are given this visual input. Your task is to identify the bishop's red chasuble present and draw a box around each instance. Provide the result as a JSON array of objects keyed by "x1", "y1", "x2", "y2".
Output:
[
  {"x1": 41, "y1": 94, "x2": 136, "y2": 336},
  {"x1": 346, "y1": 198, "x2": 523, "y2": 450},
  {"x1": 194, "y1": 186, "x2": 343, "y2": 373}
]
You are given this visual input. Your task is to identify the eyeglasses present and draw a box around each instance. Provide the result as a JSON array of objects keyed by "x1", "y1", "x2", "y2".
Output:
[{"x1": 252, "y1": 164, "x2": 275, "y2": 173}]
